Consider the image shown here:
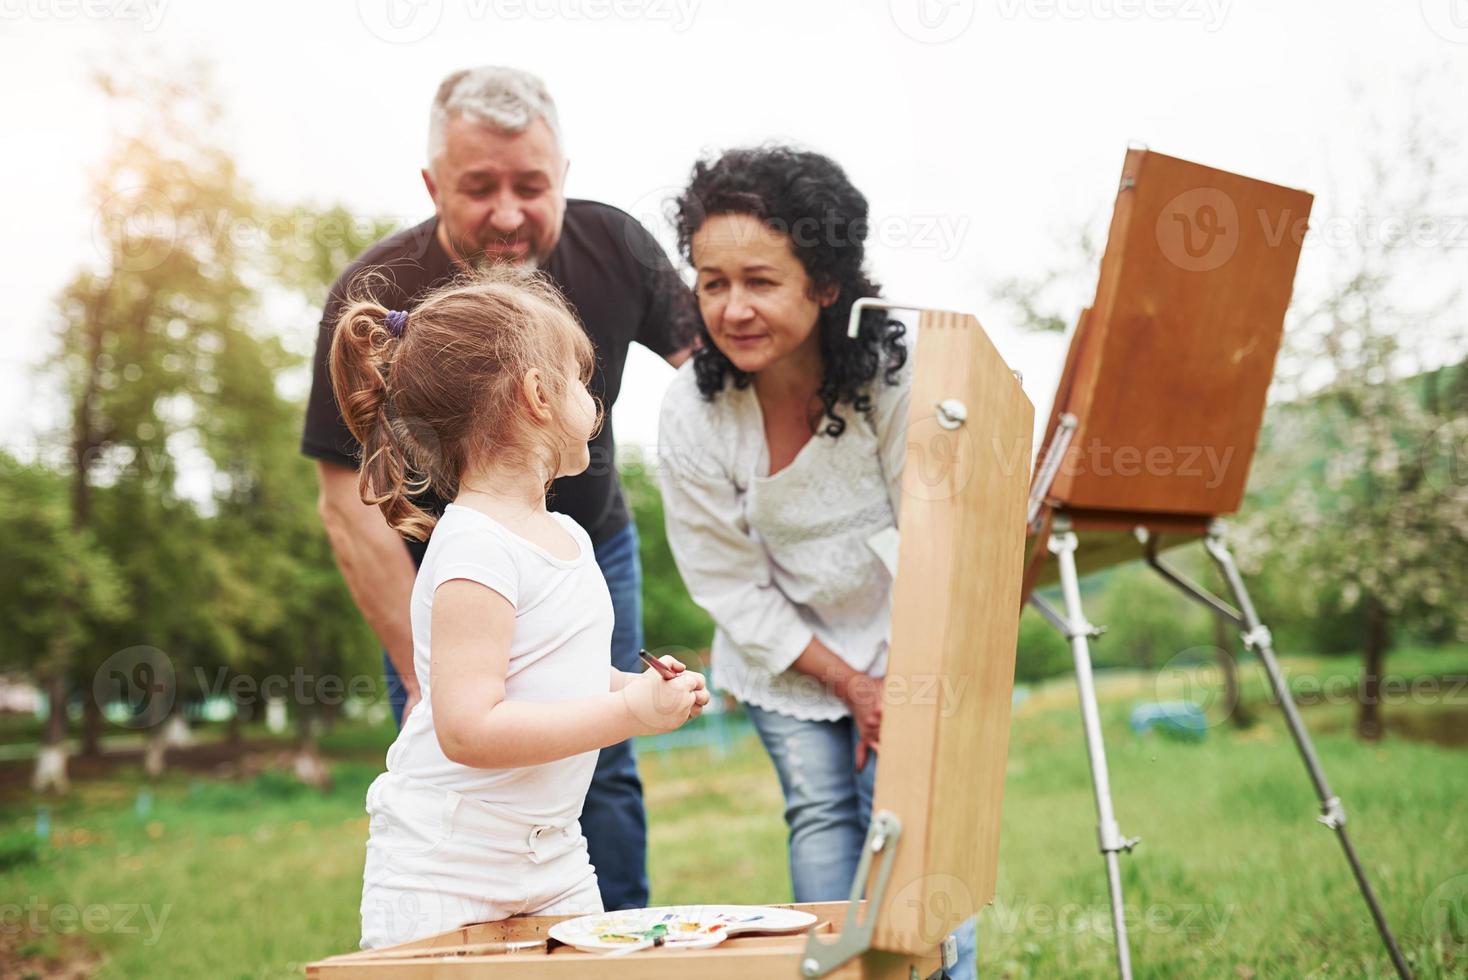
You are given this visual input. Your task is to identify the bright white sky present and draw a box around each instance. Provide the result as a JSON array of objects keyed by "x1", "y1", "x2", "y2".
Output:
[{"x1": 2, "y1": 0, "x2": 1464, "y2": 485}]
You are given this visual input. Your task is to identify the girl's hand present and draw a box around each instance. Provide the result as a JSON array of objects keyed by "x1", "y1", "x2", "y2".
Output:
[{"x1": 622, "y1": 665, "x2": 710, "y2": 734}]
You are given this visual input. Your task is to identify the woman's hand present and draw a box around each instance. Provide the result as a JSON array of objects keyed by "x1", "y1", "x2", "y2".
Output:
[
  {"x1": 842, "y1": 673, "x2": 884, "y2": 769},
  {"x1": 787, "y1": 639, "x2": 884, "y2": 770},
  {"x1": 622, "y1": 659, "x2": 710, "y2": 734}
]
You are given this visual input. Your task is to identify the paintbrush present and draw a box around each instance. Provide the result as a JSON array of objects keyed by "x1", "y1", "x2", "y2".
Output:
[{"x1": 638, "y1": 648, "x2": 680, "y2": 680}]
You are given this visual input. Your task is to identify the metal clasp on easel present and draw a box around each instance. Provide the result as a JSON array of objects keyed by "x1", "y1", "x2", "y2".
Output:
[{"x1": 799, "y1": 810, "x2": 902, "y2": 978}]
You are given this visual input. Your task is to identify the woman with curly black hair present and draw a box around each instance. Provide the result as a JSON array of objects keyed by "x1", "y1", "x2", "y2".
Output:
[{"x1": 656, "y1": 145, "x2": 911, "y2": 903}]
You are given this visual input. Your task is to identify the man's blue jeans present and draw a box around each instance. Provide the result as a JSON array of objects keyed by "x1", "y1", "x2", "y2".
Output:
[
  {"x1": 745, "y1": 704, "x2": 876, "y2": 904},
  {"x1": 382, "y1": 520, "x2": 650, "y2": 912}
]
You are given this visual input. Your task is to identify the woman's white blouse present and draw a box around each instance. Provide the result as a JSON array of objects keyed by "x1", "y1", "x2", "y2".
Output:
[{"x1": 657, "y1": 357, "x2": 911, "y2": 721}]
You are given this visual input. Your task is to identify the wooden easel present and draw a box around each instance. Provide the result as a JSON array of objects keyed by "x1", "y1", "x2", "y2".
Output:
[
  {"x1": 1022, "y1": 148, "x2": 1411, "y2": 979},
  {"x1": 305, "y1": 307, "x2": 1035, "y2": 978}
]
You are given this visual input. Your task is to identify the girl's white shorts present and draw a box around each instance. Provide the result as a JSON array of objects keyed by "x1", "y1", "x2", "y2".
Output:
[{"x1": 359, "y1": 770, "x2": 603, "y2": 950}]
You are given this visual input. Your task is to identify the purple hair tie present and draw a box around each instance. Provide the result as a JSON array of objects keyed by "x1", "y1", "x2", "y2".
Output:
[{"x1": 385, "y1": 309, "x2": 409, "y2": 338}]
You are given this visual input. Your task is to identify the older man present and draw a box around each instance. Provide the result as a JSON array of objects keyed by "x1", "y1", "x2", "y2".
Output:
[{"x1": 302, "y1": 66, "x2": 692, "y2": 911}]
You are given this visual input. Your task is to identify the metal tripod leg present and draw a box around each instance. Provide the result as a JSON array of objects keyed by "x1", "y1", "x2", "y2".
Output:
[
  {"x1": 1146, "y1": 523, "x2": 1413, "y2": 980},
  {"x1": 1030, "y1": 520, "x2": 1137, "y2": 980}
]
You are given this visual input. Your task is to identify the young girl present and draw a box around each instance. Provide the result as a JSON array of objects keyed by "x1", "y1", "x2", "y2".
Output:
[{"x1": 330, "y1": 267, "x2": 709, "y2": 950}]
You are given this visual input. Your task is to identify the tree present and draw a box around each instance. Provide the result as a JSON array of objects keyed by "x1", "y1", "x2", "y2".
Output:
[
  {"x1": 45, "y1": 62, "x2": 282, "y2": 786},
  {"x1": 1244, "y1": 81, "x2": 1468, "y2": 739},
  {"x1": 0, "y1": 457, "x2": 124, "y2": 792}
]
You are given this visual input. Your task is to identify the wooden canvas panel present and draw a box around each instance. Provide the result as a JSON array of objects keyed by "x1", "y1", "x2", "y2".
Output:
[
  {"x1": 869, "y1": 310, "x2": 1033, "y2": 954},
  {"x1": 1044, "y1": 148, "x2": 1313, "y2": 517}
]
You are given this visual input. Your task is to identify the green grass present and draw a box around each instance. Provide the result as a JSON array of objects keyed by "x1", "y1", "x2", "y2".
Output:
[{"x1": 0, "y1": 648, "x2": 1464, "y2": 978}]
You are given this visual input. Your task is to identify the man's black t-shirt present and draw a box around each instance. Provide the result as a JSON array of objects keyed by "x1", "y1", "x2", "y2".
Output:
[{"x1": 301, "y1": 200, "x2": 694, "y2": 566}]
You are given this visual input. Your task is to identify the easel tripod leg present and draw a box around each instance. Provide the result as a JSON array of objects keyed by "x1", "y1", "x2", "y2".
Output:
[
  {"x1": 1201, "y1": 529, "x2": 1413, "y2": 980},
  {"x1": 1034, "y1": 526, "x2": 1137, "y2": 980}
]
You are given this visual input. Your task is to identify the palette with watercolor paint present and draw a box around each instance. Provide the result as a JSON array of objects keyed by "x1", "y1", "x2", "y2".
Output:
[{"x1": 547, "y1": 905, "x2": 818, "y2": 954}]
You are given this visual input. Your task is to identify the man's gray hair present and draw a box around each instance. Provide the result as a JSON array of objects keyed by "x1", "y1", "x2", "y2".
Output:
[{"x1": 427, "y1": 66, "x2": 562, "y2": 166}]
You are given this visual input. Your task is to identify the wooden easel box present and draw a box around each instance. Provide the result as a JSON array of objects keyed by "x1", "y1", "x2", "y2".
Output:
[
  {"x1": 1042, "y1": 148, "x2": 1313, "y2": 519},
  {"x1": 306, "y1": 309, "x2": 1034, "y2": 977},
  {"x1": 307, "y1": 902, "x2": 943, "y2": 979},
  {"x1": 1025, "y1": 149, "x2": 1313, "y2": 590}
]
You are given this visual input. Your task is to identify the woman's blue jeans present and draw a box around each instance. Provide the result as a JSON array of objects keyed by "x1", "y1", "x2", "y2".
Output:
[
  {"x1": 745, "y1": 703, "x2": 876, "y2": 903},
  {"x1": 745, "y1": 702, "x2": 978, "y2": 979}
]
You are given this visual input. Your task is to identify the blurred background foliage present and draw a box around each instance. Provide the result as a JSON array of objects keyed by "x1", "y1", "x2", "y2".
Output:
[{"x1": 1, "y1": 63, "x2": 1464, "y2": 791}]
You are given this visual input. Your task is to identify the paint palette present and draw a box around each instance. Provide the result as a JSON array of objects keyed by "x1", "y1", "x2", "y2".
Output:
[{"x1": 547, "y1": 905, "x2": 818, "y2": 953}]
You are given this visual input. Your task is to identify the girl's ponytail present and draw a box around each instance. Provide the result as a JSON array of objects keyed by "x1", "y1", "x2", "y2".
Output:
[{"x1": 327, "y1": 299, "x2": 437, "y2": 541}]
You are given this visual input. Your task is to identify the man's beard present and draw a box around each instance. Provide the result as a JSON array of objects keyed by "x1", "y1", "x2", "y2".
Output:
[{"x1": 446, "y1": 227, "x2": 541, "y2": 270}]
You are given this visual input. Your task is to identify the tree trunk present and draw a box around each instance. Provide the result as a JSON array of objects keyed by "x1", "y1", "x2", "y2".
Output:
[
  {"x1": 293, "y1": 637, "x2": 331, "y2": 791},
  {"x1": 142, "y1": 688, "x2": 174, "y2": 780},
  {"x1": 1213, "y1": 614, "x2": 1252, "y2": 728},
  {"x1": 227, "y1": 696, "x2": 242, "y2": 746},
  {"x1": 32, "y1": 672, "x2": 70, "y2": 794},
  {"x1": 163, "y1": 712, "x2": 192, "y2": 748},
  {"x1": 81, "y1": 694, "x2": 104, "y2": 757},
  {"x1": 1357, "y1": 593, "x2": 1389, "y2": 741}
]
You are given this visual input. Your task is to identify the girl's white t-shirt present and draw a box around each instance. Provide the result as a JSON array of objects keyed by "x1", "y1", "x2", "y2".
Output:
[{"x1": 384, "y1": 503, "x2": 614, "y2": 824}]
